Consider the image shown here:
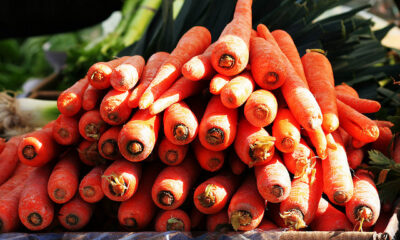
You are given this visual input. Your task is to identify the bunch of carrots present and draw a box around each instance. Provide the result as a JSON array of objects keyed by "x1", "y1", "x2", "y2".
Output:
[{"x1": 0, "y1": 0, "x2": 398, "y2": 234}]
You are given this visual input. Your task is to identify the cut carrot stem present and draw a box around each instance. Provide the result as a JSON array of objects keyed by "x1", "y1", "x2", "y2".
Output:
[
  {"x1": 228, "y1": 150, "x2": 246, "y2": 175},
  {"x1": 87, "y1": 56, "x2": 130, "y2": 89},
  {"x1": 310, "y1": 197, "x2": 353, "y2": 231},
  {"x1": 336, "y1": 92, "x2": 381, "y2": 114},
  {"x1": 52, "y1": 114, "x2": 80, "y2": 146},
  {"x1": 283, "y1": 139, "x2": 316, "y2": 178},
  {"x1": 128, "y1": 52, "x2": 170, "y2": 108},
  {"x1": 234, "y1": 117, "x2": 275, "y2": 167},
  {"x1": 193, "y1": 171, "x2": 239, "y2": 214},
  {"x1": 152, "y1": 156, "x2": 200, "y2": 210},
  {"x1": 100, "y1": 89, "x2": 133, "y2": 126},
  {"x1": 255, "y1": 153, "x2": 291, "y2": 203},
  {"x1": 199, "y1": 95, "x2": 238, "y2": 151},
  {"x1": 323, "y1": 131, "x2": 353, "y2": 205},
  {"x1": 57, "y1": 77, "x2": 89, "y2": 116},
  {"x1": 207, "y1": 210, "x2": 232, "y2": 232},
  {"x1": 347, "y1": 146, "x2": 364, "y2": 170},
  {"x1": 371, "y1": 126, "x2": 393, "y2": 157},
  {"x1": 48, "y1": 151, "x2": 81, "y2": 204},
  {"x1": 118, "y1": 109, "x2": 161, "y2": 162},
  {"x1": 79, "y1": 165, "x2": 107, "y2": 203},
  {"x1": 110, "y1": 55, "x2": 145, "y2": 91},
  {"x1": 220, "y1": 71, "x2": 255, "y2": 109},
  {"x1": 98, "y1": 126, "x2": 123, "y2": 161},
  {"x1": 209, "y1": 74, "x2": 231, "y2": 95},
  {"x1": 78, "y1": 110, "x2": 108, "y2": 141},
  {"x1": 58, "y1": 195, "x2": 94, "y2": 231},
  {"x1": 272, "y1": 108, "x2": 300, "y2": 153},
  {"x1": 0, "y1": 136, "x2": 23, "y2": 185},
  {"x1": 82, "y1": 85, "x2": 104, "y2": 111},
  {"x1": 244, "y1": 89, "x2": 278, "y2": 128},
  {"x1": 182, "y1": 42, "x2": 216, "y2": 81},
  {"x1": 78, "y1": 140, "x2": 106, "y2": 166},
  {"x1": 257, "y1": 219, "x2": 279, "y2": 231},
  {"x1": 101, "y1": 159, "x2": 142, "y2": 202},
  {"x1": 211, "y1": 0, "x2": 252, "y2": 76},
  {"x1": 306, "y1": 126, "x2": 328, "y2": 159},
  {"x1": 158, "y1": 137, "x2": 188, "y2": 166},
  {"x1": 139, "y1": 26, "x2": 211, "y2": 109},
  {"x1": 335, "y1": 83, "x2": 359, "y2": 98},
  {"x1": 154, "y1": 209, "x2": 191, "y2": 232},
  {"x1": 192, "y1": 139, "x2": 225, "y2": 172},
  {"x1": 149, "y1": 76, "x2": 207, "y2": 115},
  {"x1": 228, "y1": 174, "x2": 265, "y2": 231}
]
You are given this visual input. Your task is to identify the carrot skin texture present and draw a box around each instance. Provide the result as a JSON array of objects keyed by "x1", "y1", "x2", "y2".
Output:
[
  {"x1": 192, "y1": 139, "x2": 225, "y2": 172},
  {"x1": 155, "y1": 209, "x2": 191, "y2": 232},
  {"x1": 207, "y1": 210, "x2": 232, "y2": 232},
  {"x1": 272, "y1": 108, "x2": 300, "y2": 153},
  {"x1": 209, "y1": 74, "x2": 231, "y2": 95},
  {"x1": 0, "y1": 164, "x2": 35, "y2": 195},
  {"x1": 182, "y1": 43, "x2": 216, "y2": 81},
  {"x1": 110, "y1": 55, "x2": 145, "y2": 91},
  {"x1": 283, "y1": 139, "x2": 315, "y2": 177},
  {"x1": 52, "y1": 114, "x2": 80, "y2": 146},
  {"x1": 257, "y1": 219, "x2": 279, "y2": 231},
  {"x1": 100, "y1": 89, "x2": 132, "y2": 126},
  {"x1": 98, "y1": 126, "x2": 123, "y2": 161},
  {"x1": 229, "y1": 150, "x2": 246, "y2": 175},
  {"x1": 220, "y1": 71, "x2": 255, "y2": 109},
  {"x1": 78, "y1": 140, "x2": 106, "y2": 166},
  {"x1": 82, "y1": 85, "x2": 104, "y2": 111},
  {"x1": 79, "y1": 165, "x2": 106, "y2": 203},
  {"x1": 57, "y1": 77, "x2": 89, "y2": 116},
  {"x1": 158, "y1": 137, "x2": 188, "y2": 166},
  {"x1": 78, "y1": 110, "x2": 108, "y2": 141},
  {"x1": 336, "y1": 92, "x2": 381, "y2": 114},
  {"x1": 256, "y1": 24, "x2": 279, "y2": 48},
  {"x1": 87, "y1": 56, "x2": 130, "y2": 90},
  {"x1": 335, "y1": 83, "x2": 359, "y2": 98},
  {"x1": 306, "y1": 126, "x2": 328, "y2": 159},
  {"x1": 244, "y1": 89, "x2": 278, "y2": 128},
  {"x1": 0, "y1": 136, "x2": 22, "y2": 185},
  {"x1": 347, "y1": 146, "x2": 364, "y2": 169},
  {"x1": 101, "y1": 159, "x2": 142, "y2": 202},
  {"x1": 48, "y1": 151, "x2": 81, "y2": 204},
  {"x1": 199, "y1": 96, "x2": 238, "y2": 151},
  {"x1": 310, "y1": 197, "x2": 353, "y2": 231},
  {"x1": 58, "y1": 195, "x2": 94, "y2": 231}
]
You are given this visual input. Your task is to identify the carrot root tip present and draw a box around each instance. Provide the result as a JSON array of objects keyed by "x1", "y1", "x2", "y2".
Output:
[
  {"x1": 103, "y1": 174, "x2": 127, "y2": 196},
  {"x1": 253, "y1": 105, "x2": 270, "y2": 120},
  {"x1": 123, "y1": 218, "x2": 137, "y2": 229},
  {"x1": 66, "y1": 214, "x2": 79, "y2": 226},
  {"x1": 28, "y1": 212, "x2": 43, "y2": 227},
  {"x1": 91, "y1": 71, "x2": 104, "y2": 82},
  {"x1": 198, "y1": 184, "x2": 216, "y2": 207},
  {"x1": 165, "y1": 150, "x2": 178, "y2": 164},
  {"x1": 333, "y1": 191, "x2": 350, "y2": 204},
  {"x1": 127, "y1": 140, "x2": 144, "y2": 156},
  {"x1": 57, "y1": 128, "x2": 70, "y2": 139},
  {"x1": 83, "y1": 186, "x2": 96, "y2": 198},
  {"x1": 101, "y1": 139, "x2": 118, "y2": 157},
  {"x1": 22, "y1": 145, "x2": 37, "y2": 160},
  {"x1": 158, "y1": 191, "x2": 174, "y2": 206},
  {"x1": 249, "y1": 136, "x2": 275, "y2": 167},
  {"x1": 271, "y1": 185, "x2": 284, "y2": 198},
  {"x1": 230, "y1": 210, "x2": 252, "y2": 231},
  {"x1": 54, "y1": 188, "x2": 66, "y2": 200},
  {"x1": 166, "y1": 218, "x2": 185, "y2": 231},
  {"x1": 206, "y1": 128, "x2": 224, "y2": 146},
  {"x1": 280, "y1": 209, "x2": 306, "y2": 230},
  {"x1": 208, "y1": 158, "x2": 222, "y2": 170},
  {"x1": 264, "y1": 72, "x2": 279, "y2": 84},
  {"x1": 173, "y1": 124, "x2": 189, "y2": 141},
  {"x1": 107, "y1": 112, "x2": 121, "y2": 123},
  {"x1": 281, "y1": 138, "x2": 295, "y2": 151},
  {"x1": 219, "y1": 54, "x2": 235, "y2": 69},
  {"x1": 85, "y1": 123, "x2": 100, "y2": 140}
]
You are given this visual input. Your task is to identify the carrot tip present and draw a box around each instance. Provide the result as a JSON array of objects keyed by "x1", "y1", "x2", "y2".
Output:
[
  {"x1": 103, "y1": 174, "x2": 127, "y2": 196},
  {"x1": 127, "y1": 140, "x2": 144, "y2": 156},
  {"x1": 271, "y1": 185, "x2": 284, "y2": 198},
  {"x1": 206, "y1": 128, "x2": 225, "y2": 145},
  {"x1": 57, "y1": 128, "x2": 70, "y2": 139},
  {"x1": 28, "y1": 212, "x2": 43, "y2": 227},
  {"x1": 253, "y1": 105, "x2": 270, "y2": 121},
  {"x1": 219, "y1": 54, "x2": 235, "y2": 69},
  {"x1": 108, "y1": 112, "x2": 121, "y2": 123},
  {"x1": 165, "y1": 150, "x2": 178, "y2": 164},
  {"x1": 85, "y1": 123, "x2": 101, "y2": 140},
  {"x1": 208, "y1": 158, "x2": 222, "y2": 170},
  {"x1": 54, "y1": 188, "x2": 66, "y2": 200},
  {"x1": 249, "y1": 136, "x2": 275, "y2": 166},
  {"x1": 198, "y1": 184, "x2": 216, "y2": 207},
  {"x1": 123, "y1": 218, "x2": 138, "y2": 229},
  {"x1": 83, "y1": 186, "x2": 96, "y2": 198},
  {"x1": 264, "y1": 72, "x2": 279, "y2": 84},
  {"x1": 158, "y1": 191, "x2": 174, "y2": 206},
  {"x1": 280, "y1": 209, "x2": 306, "y2": 230},
  {"x1": 333, "y1": 191, "x2": 350, "y2": 204},
  {"x1": 91, "y1": 71, "x2": 104, "y2": 82},
  {"x1": 22, "y1": 145, "x2": 37, "y2": 160},
  {"x1": 230, "y1": 210, "x2": 252, "y2": 231},
  {"x1": 66, "y1": 214, "x2": 79, "y2": 226},
  {"x1": 173, "y1": 124, "x2": 189, "y2": 141},
  {"x1": 167, "y1": 218, "x2": 185, "y2": 231},
  {"x1": 281, "y1": 138, "x2": 295, "y2": 151},
  {"x1": 101, "y1": 140, "x2": 118, "y2": 157}
]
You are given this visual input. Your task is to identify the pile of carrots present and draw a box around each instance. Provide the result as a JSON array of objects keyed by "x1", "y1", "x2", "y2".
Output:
[{"x1": 0, "y1": 0, "x2": 398, "y2": 234}]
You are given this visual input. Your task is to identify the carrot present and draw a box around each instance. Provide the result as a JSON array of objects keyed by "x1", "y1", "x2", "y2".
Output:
[
  {"x1": 118, "y1": 165, "x2": 161, "y2": 230},
  {"x1": 149, "y1": 76, "x2": 207, "y2": 115},
  {"x1": 139, "y1": 26, "x2": 211, "y2": 109},
  {"x1": 336, "y1": 92, "x2": 381, "y2": 114},
  {"x1": 0, "y1": 163, "x2": 34, "y2": 194},
  {"x1": 338, "y1": 127, "x2": 351, "y2": 147},
  {"x1": 306, "y1": 126, "x2": 328, "y2": 159},
  {"x1": 346, "y1": 170, "x2": 381, "y2": 230},
  {"x1": 57, "y1": 77, "x2": 89, "y2": 116},
  {"x1": 372, "y1": 126, "x2": 393, "y2": 157},
  {"x1": 325, "y1": 132, "x2": 337, "y2": 149},
  {"x1": 79, "y1": 165, "x2": 106, "y2": 203},
  {"x1": 158, "y1": 137, "x2": 188, "y2": 166},
  {"x1": 310, "y1": 197, "x2": 353, "y2": 231},
  {"x1": 190, "y1": 208, "x2": 205, "y2": 230},
  {"x1": 182, "y1": 42, "x2": 216, "y2": 81},
  {"x1": 82, "y1": 85, "x2": 104, "y2": 111},
  {"x1": 87, "y1": 56, "x2": 130, "y2": 89},
  {"x1": 110, "y1": 55, "x2": 145, "y2": 91},
  {"x1": 128, "y1": 52, "x2": 170, "y2": 108},
  {"x1": 52, "y1": 114, "x2": 80, "y2": 146},
  {"x1": 257, "y1": 219, "x2": 279, "y2": 231},
  {"x1": 228, "y1": 150, "x2": 246, "y2": 175},
  {"x1": 255, "y1": 153, "x2": 291, "y2": 203},
  {"x1": 154, "y1": 209, "x2": 191, "y2": 232},
  {"x1": 78, "y1": 140, "x2": 107, "y2": 166},
  {"x1": 211, "y1": 0, "x2": 252, "y2": 76},
  {"x1": 393, "y1": 136, "x2": 400, "y2": 163},
  {"x1": 220, "y1": 71, "x2": 255, "y2": 109},
  {"x1": 209, "y1": 74, "x2": 231, "y2": 95},
  {"x1": 192, "y1": 139, "x2": 225, "y2": 172},
  {"x1": 279, "y1": 160, "x2": 323, "y2": 230},
  {"x1": 18, "y1": 124, "x2": 60, "y2": 167},
  {"x1": 98, "y1": 126, "x2": 123, "y2": 161},
  {"x1": 207, "y1": 210, "x2": 232, "y2": 232},
  {"x1": 352, "y1": 138, "x2": 369, "y2": 149},
  {"x1": 101, "y1": 159, "x2": 142, "y2": 202},
  {"x1": 272, "y1": 108, "x2": 300, "y2": 153},
  {"x1": 18, "y1": 165, "x2": 54, "y2": 231},
  {"x1": 78, "y1": 110, "x2": 108, "y2": 141},
  {"x1": 335, "y1": 83, "x2": 359, "y2": 98},
  {"x1": 100, "y1": 89, "x2": 132, "y2": 126},
  {"x1": 374, "y1": 120, "x2": 394, "y2": 128},
  {"x1": 337, "y1": 99, "x2": 379, "y2": 143},
  {"x1": 0, "y1": 138, "x2": 5, "y2": 154},
  {"x1": 244, "y1": 89, "x2": 278, "y2": 128},
  {"x1": 152, "y1": 156, "x2": 200, "y2": 210},
  {"x1": 283, "y1": 139, "x2": 316, "y2": 178},
  {"x1": 256, "y1": 24, "x2": 279, "y2": 48},
  {"x1": 0, "y1": 136, "x2": 22, "y2": 185},
  {"x1": 198, "y1": 95, "x2": 238, "y2": 151},
  {"x1": 193, "y1": 171, "x2": 239, "y2": 214},
  {"x1": 347, "y1": 146, "x2": 364, "y2": 169},
  {"x1": 58, "y1": 195, "x2": 94, "y2": 231},
  {"x1": 234, "y1": 117, "x2": 275, "y2": 167},
  {"x1": 118, "y1": 109, "x2": 161, "y2": 162},
  {"x1": 48, "y1": 151, "x2": 81, "y2": 204},
  {"x1": 228, "y1": 174, "x2": 265, "y2": 231}
]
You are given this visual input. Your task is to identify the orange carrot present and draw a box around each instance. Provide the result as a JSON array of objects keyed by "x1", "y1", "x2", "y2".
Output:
[
  {"x1": 48, "y1": 151, "x2": 81, "y2": 204},
  {"x1": 87, "y1": 56, "x2": 130, "y2": 89},
  {"x1": 128, "y1": 52, "x2": 170, "y2": 108},
  {"x1": 283, "y1": 139, "x2": 316, "y2": 178},
  {"x1": 52, "y1": 114, "x2": 80, "y2": 146},
  {"x1": 193, "y1": 171, "x2": 239, "y2": 214},
  {"x1": 58, "y1": 195, "x2": 94, "y2": 231},
  {"x1": 325, "y1": 132, "x2": 337, "y2": 149},
  {"x1": 352, "y1": 138, "x2": 369, "y2": 149},
  {"x1": 220, "y1": 71, "x2": 255, "y2": 109},
  {"x1": 82, "y1": 85, "x2": 104, "y2": 111},
  {"x1": 110, "y1": 55, "x2": 145, "y2": 91},
  {"x1": 336, "y1": 92, "x2": 381, "y2": 114},
  {"x1": 255, "y1": 153, "x2": 291, "y2": 203},
  {"x1": 228, "y1": 150, "x2": 246, "y2": 175},
  {"x1": 374, "y1": 120, "x2": 394, "y2": 128},
  {"x1": 338, "y1": 127, "x2": 351, "y2": 147},
  {"x1": 98, "y1": 126, "x2": 123, "y2": 161},
  {"x1": 101, "y1": 159, "x2": 142, "y2": 202},
  {"x1": 372, "y1": 126, "x2": 393, "y2": 157},
  {"x1": 207, "y1": 210, "x2": 232, "y2": 232},
  {"x1": 154, "y1": 209, "x2": 191, "y2": 232},
  {"x1": 346, "y1": 170, "x2": 381, "y2": 230},
  {"x1": 57, "y1": 77, "x2": 89, "y2": 116},
  {"x1": 272, "y1": 108, "x2": 300, "y2": 153},
  {"x1": 257, "y1": 219, "x2": 279, "y2": 231},
  {"x1": 337, "y1": 99, "x2": 379, "y2": 143},
  {"x1": 306, "y1": 126, "x2": 328, "y2": 159},
  {"x1": 78, "y1": 140, "x2": 106, "y2": 166},
  {"x1": 158, "y1": 137, "x2": 188, "y2": 166},
  {"x1": 163, "y1": 101, "x2": 199, "y2": 145},
  {"x1": 211, "y1": 0, "x2": 252, "y2": 76},
  {"x1": 0, "y1": 136, "x2": 22, "y2": 185},
  {"x1": 256, "y1": 24, "x2": 279, "y2": 48},
  {"x1": 182, "y1": 43, "x2": 216, "y2": 81},
  {"x1": 310, "y1": 197, "x2": 353, "y2": 231},
  {"x1": 209, "y1": 74, "x2": 231, "y2": 95},
  {"x1": 192, "y1": 139, "x2": 225, "y2": 172},
  {"x1": 347, "y1": 146, "x2": 364, "y2": 170},
  {"x1": 139, "y1": 26, "x2": 211, "y2": 109},
  {"x1": 228, "y1": 174, "x2": 265, "y2": 231},
  {"x1": 198, "y1": 95, "x2": 238, "y2": 151},
  {"x1": 100, "y1": 89, "x2": 132, "y2": 126},
  {"x1": 244, "y1": 89, "x2": 278, "y2": 128},
  {"x1": 79, "y1": 165, "x2": 106, "y2": 203},
  {"x1": 234, "y1": 117, "x2": 275, "y2": 167},
  {"x1": 78, "y1": 110, "x2": 108, "y2": 141},
  {"x1": 152, "y1": 156, "x2": 200, "y2": 210},
  {"x1": 335, "y1": 83, "x2": 359, "y2": 98},
  {"x1": 118, "y1": 109, "x2": 160, "y2": 162},
  {"x1": 149, "y1": 76, "x2": 207, "y2": 115}
]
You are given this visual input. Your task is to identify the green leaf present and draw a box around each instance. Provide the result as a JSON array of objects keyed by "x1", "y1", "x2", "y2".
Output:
[{"x1": 368, "y1": 150, "x2": 393, "y2": 166}]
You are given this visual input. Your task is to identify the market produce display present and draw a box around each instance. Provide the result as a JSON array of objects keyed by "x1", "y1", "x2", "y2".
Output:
[{"x1": 0, "y1": 0, "x2": 399, "y2": 236}]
